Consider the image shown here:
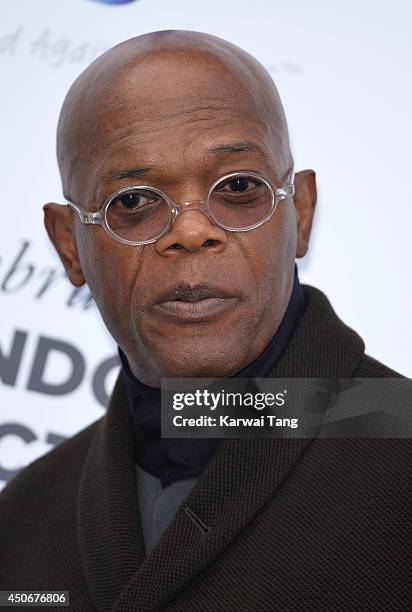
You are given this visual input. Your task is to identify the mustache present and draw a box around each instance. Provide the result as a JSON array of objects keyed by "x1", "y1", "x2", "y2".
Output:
[{"x1": 154, "y1": 282, "x2": 236, "y2": 303}]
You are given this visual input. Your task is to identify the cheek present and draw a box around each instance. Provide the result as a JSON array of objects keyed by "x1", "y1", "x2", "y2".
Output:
[
  {"x1": 75, "y1": 229, "x2": 140, "y2": 319},
  {"x1": 241, "y1": 203, "x2": 297, "y2": 306},
  {"x1": 267, "y1": 202, "x2": 298, "y2": 271}
]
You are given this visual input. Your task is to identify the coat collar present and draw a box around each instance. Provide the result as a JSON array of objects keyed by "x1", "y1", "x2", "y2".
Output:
[{"x1": 77, "y1": 285, "x2": 365, "y2": 611}]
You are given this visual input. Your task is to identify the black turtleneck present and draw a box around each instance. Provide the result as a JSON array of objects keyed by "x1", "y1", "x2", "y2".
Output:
[{"x1": 120, "y1": 266, "x2": 305, "y2": 488}]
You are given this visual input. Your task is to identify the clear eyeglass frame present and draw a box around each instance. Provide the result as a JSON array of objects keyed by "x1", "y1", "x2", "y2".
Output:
[{"x1": 66, "y1": 169, "x2": 295, "y2": 246}]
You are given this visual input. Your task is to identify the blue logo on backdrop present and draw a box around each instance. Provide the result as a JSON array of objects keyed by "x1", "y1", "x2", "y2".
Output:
[{"x1": 91, "y1": 0, "x2": 137, "y2": 4}]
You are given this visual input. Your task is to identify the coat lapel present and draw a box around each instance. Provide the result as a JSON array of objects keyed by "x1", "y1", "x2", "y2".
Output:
[
  {"x1": 78, "y1": 285, "x2": 365, "y2": 611},
  {"x1": 77, "y1": 375, "x2": 146, "y2": 611}
]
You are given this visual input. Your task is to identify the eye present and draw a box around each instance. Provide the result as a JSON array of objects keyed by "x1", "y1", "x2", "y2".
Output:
[
  {"x1": 222, "y1": 177, "x2": 258, "y2": 193},
  {"x1": 116, "y1": 192, "x2": 151, "y2": 210},
  {"x1": 109, "y1": 189, "x2": 163, "y2": 217}
]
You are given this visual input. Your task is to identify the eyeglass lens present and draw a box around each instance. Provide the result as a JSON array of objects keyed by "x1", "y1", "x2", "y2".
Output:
[
  {"x1": 209, "y1": 175, "x2": 273, "y2": 229},
  {"x1": 105, "y1": 175, "x2": 274, "y2": 242},
  {"x1": 106, "y1": 188, "x2": 170, "y2": 242}
]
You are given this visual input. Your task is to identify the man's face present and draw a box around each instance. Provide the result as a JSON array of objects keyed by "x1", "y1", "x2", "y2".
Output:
[{"x1": 46, "y1": 48, "x2": 316, "y2": 386}]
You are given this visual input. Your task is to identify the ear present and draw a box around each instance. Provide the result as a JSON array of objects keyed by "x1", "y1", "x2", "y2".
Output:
[
  {"x1": 293, "y1": 170, "x2": 317, "y2": 258},
  {"x1": 43, "y1": 203, "x2": 86, "y2": 287}
]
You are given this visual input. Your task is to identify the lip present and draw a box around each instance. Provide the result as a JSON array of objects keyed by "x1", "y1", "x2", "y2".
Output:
[
  {"x1": 152, "y1": 283, "x2": 239, "y2": 322},
  {"x1": 153, "y1": 296, "x2": 239, "y2": 322}
]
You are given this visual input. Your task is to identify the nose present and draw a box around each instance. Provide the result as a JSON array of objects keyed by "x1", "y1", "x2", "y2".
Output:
[{"x1": 155, "y1": 201, "x2": 228, "y2": 255}]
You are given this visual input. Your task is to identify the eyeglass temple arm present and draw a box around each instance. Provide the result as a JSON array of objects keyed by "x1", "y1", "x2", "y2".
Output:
[
  {"x1": 276, "y1": 169, "x2": 295, "y2": 200},
  {"x1": 67, "y1": 200, "x2": 103, "y2": 225}
]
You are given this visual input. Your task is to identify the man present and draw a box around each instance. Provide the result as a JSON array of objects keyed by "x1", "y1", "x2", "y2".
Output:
[{"x1": 0, "y1": 30, "x2": 409, "y2": 611}]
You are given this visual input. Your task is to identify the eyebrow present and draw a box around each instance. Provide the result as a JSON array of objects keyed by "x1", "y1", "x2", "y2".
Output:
[
  {"x1": 104, "y1": 166, "x2": 153, "y2": 183},
  {"x1": 208, "y1": 141, "x2": 266, "y2": 156},
  {"x1": 104, "y1": 142, "x2": 266, "y2": 184}
]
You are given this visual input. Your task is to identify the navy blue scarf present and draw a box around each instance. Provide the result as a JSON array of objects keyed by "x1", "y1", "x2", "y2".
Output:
[{"x1": 120, "y1": 267, "x2": 305, "y2": 487}]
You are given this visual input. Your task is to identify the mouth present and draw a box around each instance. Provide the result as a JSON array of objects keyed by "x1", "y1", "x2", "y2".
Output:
[{"x1": 152, "y1": 283, "x2": 240, "y2": 322}]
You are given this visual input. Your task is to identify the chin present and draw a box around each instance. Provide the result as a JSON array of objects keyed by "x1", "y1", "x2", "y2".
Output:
[
  {"x1": 165, "y1": 362, "x2": 236, "y2": 380},
  {"x1": 139, "y1": 318, "x2": 255, "y2": 381},
  {"x1": 158, "y1": 344, "x2": 243, "y2": 380}
]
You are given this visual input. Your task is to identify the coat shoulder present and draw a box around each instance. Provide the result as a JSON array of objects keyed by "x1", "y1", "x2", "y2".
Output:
[
  {"x1": 355, "y1": 353, "x2": 405, "y2": 378},
  {"x1": 0, "y1": 420, "x2": 100, "y2": 597},
  {"x1": 0, "y1": 417, "x2": 100, "y2": 510}
]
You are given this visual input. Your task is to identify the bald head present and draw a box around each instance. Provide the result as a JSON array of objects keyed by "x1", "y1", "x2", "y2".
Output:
[{"x1": 56, "y1": 30, "x2": 292, "y2": 199}]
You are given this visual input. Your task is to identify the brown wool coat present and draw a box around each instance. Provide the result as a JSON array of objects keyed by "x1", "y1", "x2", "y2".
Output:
[{"x1": 0, "y1": 285, "x2": 410, "y2": 611}]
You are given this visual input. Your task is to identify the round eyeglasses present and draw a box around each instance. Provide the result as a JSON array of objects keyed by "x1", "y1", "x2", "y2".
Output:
[{"x1": 67, "y1": 169, "x2": 295, "y2": 246}]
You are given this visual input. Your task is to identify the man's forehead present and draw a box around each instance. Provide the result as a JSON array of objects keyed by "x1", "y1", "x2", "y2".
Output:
[
  {"x1": 87, "y1": 96, "x2": 268, "y2": 156},
  {"x1": 96, "y1": 93, "x2": 261, "y2": 131}
]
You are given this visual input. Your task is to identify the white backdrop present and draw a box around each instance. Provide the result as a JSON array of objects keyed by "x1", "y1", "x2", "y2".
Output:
[{"x1": 1, "y1": 0, "x2": 411, "y2": 490}]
